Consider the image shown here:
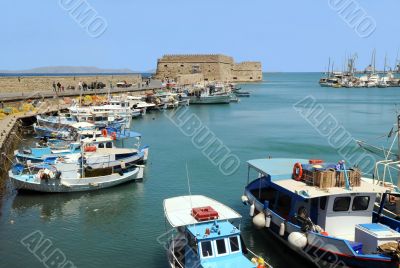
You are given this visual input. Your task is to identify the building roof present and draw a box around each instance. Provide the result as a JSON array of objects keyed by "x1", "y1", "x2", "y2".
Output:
[{"x1": 163, "y1": 195, "x2": 241, "y2": 228}]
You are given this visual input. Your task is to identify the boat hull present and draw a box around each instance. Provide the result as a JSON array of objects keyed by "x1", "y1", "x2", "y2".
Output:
[
  {"x1": 9, "y1": 167, "x2": 143, "y2": 193},
  {"x1": 189, "y1": 95, "x2": 230, "y2": 104},
  {"x1": 244, "y1": 186, "x2": 398, "y2": 268}
]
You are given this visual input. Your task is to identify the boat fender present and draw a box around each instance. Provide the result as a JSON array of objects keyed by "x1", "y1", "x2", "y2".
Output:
[
  {"x1": 251, "y1": 257, "x2": 266, "y2": 268},
  {"x1": 111, "y1": 132, "x2": 117, "y2": 140},
  {"x1": 241, "y1": 195, "x2": 249, "y2": 205},
  {"x1": 101, "y1": 129, "x2": 108, "y2": 137},
  {"x1": 36, "y1": 169, "x2": 44, "y2": 180},
  {"x1": 288, "y1": 232, "x2": 308, "y2": 249},
  {"x1": 253, "y1": 212, "x2": 266, "y2": 229},
  {"x1": 265, "y1": 213, "x2": 271, "y2": 228},
  {"x1": 249, "y1": 203, "x2": 255, "y2": 217},
  {"x1": 279, "y1": 222, "x2": 285, "y2": 236}
]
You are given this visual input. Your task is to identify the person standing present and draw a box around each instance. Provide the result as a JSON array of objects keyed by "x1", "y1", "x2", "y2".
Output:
[
  {"x1": 78, "y1": 81, "x2": 82, "y2": 91},
  {"x1": 57, "y1": 82, "x2": 61, "y2": 92},
  {"x1": 52, "y1": 81, "x2": 56, "y2": 92}
]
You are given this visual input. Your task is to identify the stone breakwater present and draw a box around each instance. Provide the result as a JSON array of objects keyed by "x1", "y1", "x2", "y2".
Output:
[
  {"x1": 0, "y1": 99, "x2": 69, "y2": 195},
  {"x1": 0, "y1": 74, "x2": 142, "y2": 93}
]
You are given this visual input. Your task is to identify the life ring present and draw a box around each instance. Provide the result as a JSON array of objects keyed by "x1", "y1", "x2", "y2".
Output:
[
  {"x1": 293, "y1": 163, "x2": 303, "y2": 181},
  {"x1": 101, "y1": 129, "x2": 108, "y2": 137},
  {"x1": 111, "y1": 132, "x2": 117, "y2": 140}
]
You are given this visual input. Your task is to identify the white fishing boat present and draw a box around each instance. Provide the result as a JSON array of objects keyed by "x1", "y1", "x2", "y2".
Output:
[
  {"x1": 9, "y1": 162, "x2": 144, "y2": 193},
  {"x1": 163, "y1": 195, "x2": 271, "y2": 268}
]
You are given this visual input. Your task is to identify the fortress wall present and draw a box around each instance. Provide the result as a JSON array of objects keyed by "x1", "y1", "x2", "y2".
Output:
[
  {"x1": 155, "y1": 54, "x2": 262, "y2": 82},
  {"x1": 232, "y1": 62, "x2": 263, "y2": 82},
  {"x1": 0, "y1": 74, "x2": 142, "y2": 93}
]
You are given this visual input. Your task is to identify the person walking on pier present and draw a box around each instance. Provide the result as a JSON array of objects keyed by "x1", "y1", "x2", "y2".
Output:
[
  {"x1": 52, "y1": 81, "x2": 56, "y2": 92},
  {"x1": 57, "y1": 82, "x2": 61, "y2": 92}
]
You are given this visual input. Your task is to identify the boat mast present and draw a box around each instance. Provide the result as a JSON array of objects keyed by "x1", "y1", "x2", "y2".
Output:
[{"x1": 327, "y1": 57, "x2": 331, "y2": 78}]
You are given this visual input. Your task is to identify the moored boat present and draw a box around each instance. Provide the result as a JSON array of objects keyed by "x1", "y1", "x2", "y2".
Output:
[
  {"x1": 163, "y1": 195, "x2": 272, "y2": 268},
  {"x1": 9, "y1": 162, "x2": 144, "y2": 193},
  {"x1": 242, "y1": 158, "x2": 400, "y2": 268}
]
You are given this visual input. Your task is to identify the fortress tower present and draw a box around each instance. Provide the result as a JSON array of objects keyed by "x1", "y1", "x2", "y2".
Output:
[{"x1": 154, "y1": 54, "x2": 262, "y2": 83}]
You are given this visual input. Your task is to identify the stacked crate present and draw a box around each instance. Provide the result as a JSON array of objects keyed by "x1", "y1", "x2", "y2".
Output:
[
  {"x1": 302, "y1": 166, "x2": 361, "y2": 189},
  {"x1": 336, "y1": 169, "x2": 361, "y2": 187}
]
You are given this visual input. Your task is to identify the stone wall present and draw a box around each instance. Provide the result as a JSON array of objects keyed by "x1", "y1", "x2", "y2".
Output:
[
  {"x1": 155, "y1": 54, "x2": 262, "y2": 83},
  {"x1": 0, "y1": 74, "x2": 142, "y2": 93},
  {"x1": 176, "y1": 73, "x2": 204, "y2": 85},
  {"x1": 232, "y1": 62, "x2": 263, "y2": 82}
]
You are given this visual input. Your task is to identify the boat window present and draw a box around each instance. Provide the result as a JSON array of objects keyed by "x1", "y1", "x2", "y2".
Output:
[
  {"x1": 352, "y1": 196, "x2": 370, "y2": 211},
  {"x1": 201, "y1": 241, "x2": 213, "y2": 257},
  {"x1": 320, "y1": 196, "x2": 327, "y2": 210},
  {"x1": 98, "y1": 143, "x2": 105, "y2": 148},
  {"x1": 106, "y1": 142, "x2": 113, "y2": 148},
  {"x1": 229, "y1": 236, "x2": 240, "y2": 253},
  {"x1": 215, "y1": 239, "x2": 227, "y2": 255},
  {"x1": 333, "y1": 197, "x2": 351, "y2": 212}
]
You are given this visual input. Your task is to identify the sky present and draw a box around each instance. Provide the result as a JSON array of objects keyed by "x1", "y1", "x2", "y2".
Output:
[{"x1": 0, "y1": 0, "x2": 399, "y2": 72}]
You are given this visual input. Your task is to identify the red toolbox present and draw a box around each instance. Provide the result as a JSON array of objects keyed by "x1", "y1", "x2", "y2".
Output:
[{"x1": 191, "y1": 206, "x2": 219, "y2": 221}]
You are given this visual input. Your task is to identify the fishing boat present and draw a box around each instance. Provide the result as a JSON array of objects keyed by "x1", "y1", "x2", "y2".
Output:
[
  {"x1": 234, "y1": 89, "x2": 251, "y2": 97},
  {"x1": 33, "y1": 123, "x2": 74, "y2": 140},
  {"x1": 15, "y1": 134, "x2": 149, "y2": 167},
  {"x1": 242, "y1": 158, "x2": 400, "y2": 268},
  {"x1": 9, "y1": 162, "x2": 144, "y2": 193},
  {"x1": 126, "y1": 95, "x2": 156, "y2": 113},
  {"x1": 163, "y1": 195, "x2": 271, "y2": 268},
  {"x1": 36, "y1": 114, "x2": 78, "y2": 129}
]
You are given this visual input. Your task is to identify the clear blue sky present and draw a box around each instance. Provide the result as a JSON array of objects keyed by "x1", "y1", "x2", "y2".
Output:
[{"x1": 1, "y1": 0, "x2": 398, "y2": 72}]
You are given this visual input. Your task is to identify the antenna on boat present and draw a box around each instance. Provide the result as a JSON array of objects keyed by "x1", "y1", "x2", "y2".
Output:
[
  {"x1": 186, "y1": 162, "x2": 198, "y2": 233},
  {"x1": 186, "y1": 162, "x2": 193, "y2": 206}
]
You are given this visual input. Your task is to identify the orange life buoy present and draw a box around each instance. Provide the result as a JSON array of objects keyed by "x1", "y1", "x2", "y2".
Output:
[
  {"x1": 84, "y1": 145, "x2": 97, "y2": 152},
  {"x1": 101, "y1": 129, "x2": 107, "y2": 138},
  {"x1": 293, "y1": 163, "x2": 303, "y2": 181},
  {"x1": 111, "y1": 132, "x2": 117, "y2": 140}
]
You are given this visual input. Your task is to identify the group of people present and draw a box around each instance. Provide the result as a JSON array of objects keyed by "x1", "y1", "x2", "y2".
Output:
[
  {"x1": 78, "y1": 81, "x2": 89, "y2": 91},
  {"x1": 52, "y1": 81, "x2": 64, "y2": 92}
]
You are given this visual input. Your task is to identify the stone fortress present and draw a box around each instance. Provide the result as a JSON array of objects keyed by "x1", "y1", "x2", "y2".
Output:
[{"x1": 154, "y1": 54, "x2": 262, "y2": 84}]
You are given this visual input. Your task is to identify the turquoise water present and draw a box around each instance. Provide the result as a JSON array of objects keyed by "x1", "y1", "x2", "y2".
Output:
[{"x1": 0, "y1": 73, "x2": 399, "y2": 267}]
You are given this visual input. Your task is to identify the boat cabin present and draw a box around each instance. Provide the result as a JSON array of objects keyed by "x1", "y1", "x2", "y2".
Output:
[{"x1": 163, "y1": 195, "x2": 260, "y2": 268}]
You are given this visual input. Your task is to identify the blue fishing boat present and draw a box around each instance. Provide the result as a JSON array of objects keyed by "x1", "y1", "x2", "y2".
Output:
[
  {"x1": 15, "y1": 135, "x2": 149, "y2": 167},
  {"x1": 242, "y1": 158, "x2": 400, "y2": 268},
  {"x1": 163, "y1": 195, "x2": 272, "y2": 268}
]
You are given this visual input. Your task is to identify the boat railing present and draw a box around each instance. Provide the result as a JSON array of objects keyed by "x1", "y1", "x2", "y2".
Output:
[
  {"x1": 373, "y1": 159, "x2": 400, "y2": 192},
  {"x1": 169, "y1": 234, "x2": 184, "y2": 268}
]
